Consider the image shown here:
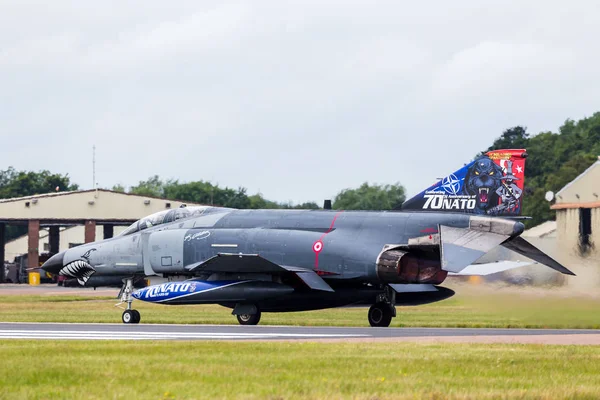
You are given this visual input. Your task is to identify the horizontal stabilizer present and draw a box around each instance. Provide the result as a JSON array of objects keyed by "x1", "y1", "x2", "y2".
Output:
[
  {"x1": 188, "y1": 253, "x2": 334, "y2": 291},
  {"x1": 448, "y1": 260, "x2": 532, "y2": 276},
  {"x1": 501, "y1": 236, "x2": 575, "y2": 276},
  {"x1": 440, "y1": 225, "x2": 509, "y2": 273}
]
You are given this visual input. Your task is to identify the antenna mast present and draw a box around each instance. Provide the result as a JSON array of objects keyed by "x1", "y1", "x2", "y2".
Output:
[{"x1": 92, "y1": 145, "x2": 96, "y2": 190}]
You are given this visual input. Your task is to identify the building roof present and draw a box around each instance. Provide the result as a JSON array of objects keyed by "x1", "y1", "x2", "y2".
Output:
[
  {"x1": 551, "y1": 201, "x2": 600, "y2": 210},
  {"x1": 522, "y1": 220, "x2": 557, "y2": 238},
  {"x1": 0, "y1": 189, "x2": 205, "y2": 224},
  {"x1": 551, "y1": 156, "x2": 600, "y2": 210}
]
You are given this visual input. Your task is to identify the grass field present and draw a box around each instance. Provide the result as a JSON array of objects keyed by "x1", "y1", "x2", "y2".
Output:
[
  {"x1": 1, "y1": 284, "x2": 600, "y2": 328},
  {"x1": 2, "y1": 286, "x2": 600, "y2": 399},
  {"x1": 1, "y1": 340, "x2": 600, "y2": 399}
]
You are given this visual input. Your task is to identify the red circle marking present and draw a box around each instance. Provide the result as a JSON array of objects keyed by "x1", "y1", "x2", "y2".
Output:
[{"x1": 313, "y1": 241, "x2": 323, "y2": 253}]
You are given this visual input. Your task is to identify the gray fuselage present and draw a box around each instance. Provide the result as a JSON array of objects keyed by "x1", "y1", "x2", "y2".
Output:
[{"x1": 60, "y1": 208, "x2": 472, "y2": 283}]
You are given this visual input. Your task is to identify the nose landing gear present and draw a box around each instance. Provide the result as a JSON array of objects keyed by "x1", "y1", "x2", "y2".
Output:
[
  {"x1": 122, "y1": 309, "x2": 141, "y2": 324},
  {"x1": 116, "y1": 278, "x2": 141, "y2": 324}
]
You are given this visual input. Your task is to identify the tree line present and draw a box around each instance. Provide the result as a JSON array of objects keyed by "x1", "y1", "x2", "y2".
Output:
[
  {"x1": 113, "y1": 176, "x2": 406, "y2": 211},
  {"x1": 483, "y1": 112, "x2": 600, "y2": 226},
  {"x1": 1, "y1": 110, "x2": 599, "y2": 236},
  {"x1": 0, "y1": 167, "x2": 79, "y2": 240}
]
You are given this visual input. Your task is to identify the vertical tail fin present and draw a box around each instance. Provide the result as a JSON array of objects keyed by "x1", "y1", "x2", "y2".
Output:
[{"x1": 401, "y1": 149, "x2": 527, "y2": 216}]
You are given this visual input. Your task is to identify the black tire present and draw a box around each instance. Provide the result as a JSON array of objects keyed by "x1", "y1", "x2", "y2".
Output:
[
  {"x1": 368, "y1": 303, "x2": 393, "y2": 327},
  {"x1": 132, "y1": 310, "x2": 141, "y2": 324},
  {"x1": 236, "y1": 310, "x2": 261, "y2": 326},
  {"x1": 122, "y1": 310, "x2": 135, "y2": 324}
]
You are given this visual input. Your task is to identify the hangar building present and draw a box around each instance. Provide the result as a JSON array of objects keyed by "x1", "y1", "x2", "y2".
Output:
[
  {"x1": 0, "y1": 189, "x2": 199, "y2": 282},
  {"x1": 4, "y1": 224, "x2": 127, "y2": 262},
  {"x1": 551, "y1": 156, "x2": 600, "y2": 258}
]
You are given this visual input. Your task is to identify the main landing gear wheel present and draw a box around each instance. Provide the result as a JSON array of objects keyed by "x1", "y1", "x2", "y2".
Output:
[
  {"x1": 368, "y1": 303, "x2": 393, "y2": 327},
  {"x1": 122, "y1": 309, "x2": 140, "y2": 324},
  {"x1": 237, "y1": 310, "x2": 261, "y2": 326}
]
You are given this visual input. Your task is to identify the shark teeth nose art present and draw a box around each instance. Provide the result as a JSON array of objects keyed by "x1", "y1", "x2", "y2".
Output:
[{"x1": 59, "y1": 260, "x2": 96, "y2": 285}]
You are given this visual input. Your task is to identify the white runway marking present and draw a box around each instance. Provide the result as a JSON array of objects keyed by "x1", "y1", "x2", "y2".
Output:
[{"x1": 0, "y1": 329, "x2": 369, "y2": 341}]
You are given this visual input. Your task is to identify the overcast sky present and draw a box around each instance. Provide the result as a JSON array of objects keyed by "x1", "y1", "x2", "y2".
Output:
[{"x1": 1, "y1": 1, "x2": 598, "y2": 204}]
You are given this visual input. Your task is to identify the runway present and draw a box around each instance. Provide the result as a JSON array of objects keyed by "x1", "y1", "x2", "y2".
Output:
[{"x1": 1, "y1": 322, "x2": 600, "y2": 344}]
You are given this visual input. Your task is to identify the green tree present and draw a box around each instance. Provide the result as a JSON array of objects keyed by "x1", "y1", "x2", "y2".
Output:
[
  {"x1": 248, "y1": 194, "x2": 281, "y2": 209},
  {"x1": 0, "y1": 167, "x2": 79, "y2": 241},
  {"x1": 162, "y1": 180, "x2": 251, "y2": 208},
  {"x1": 333, "y1": 183, "x2": 406, "y2": 210},
  {"x1": 484, "y1": 112, "x2": 600, "y2": 227},
  {"x1": 0, "y1": 167, "x2": 78, "y2": 199},
  {"x1": 293, "y1": 202, "x2": 320, "y2": 209},
  {"x1": 129, "y1": 175, "x2": 166, "y2": 197},
  {"x1": 278, "y1": 201, "x2": 321, "y2": 209},
  {"x1": 484, "y1": 126, "x2": 530, "y2": 154}
]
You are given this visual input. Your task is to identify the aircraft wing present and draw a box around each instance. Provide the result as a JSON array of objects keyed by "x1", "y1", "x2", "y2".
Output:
[{"x1": 187, "y1": 253, "x2": 334, "y2": 292}]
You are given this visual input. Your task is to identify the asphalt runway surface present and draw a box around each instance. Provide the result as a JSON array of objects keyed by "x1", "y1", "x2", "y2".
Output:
[{"x1": 1, "y1": 322, "x2": 600, "y2": 344}]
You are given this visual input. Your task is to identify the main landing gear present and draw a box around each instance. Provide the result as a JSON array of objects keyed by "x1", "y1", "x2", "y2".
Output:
[
  {"x1": 117, "y1": 278, "x2": 140, "y2": 324},
  {"x1": 236, "y1": 311, "x2": 261, "y2": 325},
  {"x1": 232, "y1": 304, "x2": 261, "y2": 325},
  {"x1": 368, "y1": 286, "x2": 397, "y2": 327}
]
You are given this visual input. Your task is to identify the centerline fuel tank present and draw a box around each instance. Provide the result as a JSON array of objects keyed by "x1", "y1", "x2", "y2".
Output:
[{"x1": 132, "y1": 280, "x2": 294, "y2": 305}]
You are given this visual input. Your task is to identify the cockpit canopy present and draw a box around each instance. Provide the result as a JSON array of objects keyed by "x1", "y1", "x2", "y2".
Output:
[{"x1": 120, "y1": 206, "x2": 215, "y2": 236}]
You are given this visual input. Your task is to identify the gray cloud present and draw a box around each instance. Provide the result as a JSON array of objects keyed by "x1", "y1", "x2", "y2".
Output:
[{"x1": 1, "y1": 1, "x2": 599, "y2": 203}]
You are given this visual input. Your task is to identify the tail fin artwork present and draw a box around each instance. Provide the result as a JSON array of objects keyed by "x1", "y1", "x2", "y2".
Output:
[{"x1": 401, "y1": 149, "x2": 528, "y2": 216}]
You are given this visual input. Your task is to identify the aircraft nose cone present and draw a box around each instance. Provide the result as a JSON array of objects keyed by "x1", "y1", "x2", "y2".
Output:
[{"x1": 42, "y1": 251, "x2": 65, "y2": 275}]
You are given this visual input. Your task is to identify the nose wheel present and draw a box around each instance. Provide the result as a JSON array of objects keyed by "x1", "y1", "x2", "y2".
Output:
[
  {"x1": 117, "y1": 278, "x2": 141, "y2": 324},
  {"x1": 122, "y1": 309, "x2": 141, "y2": 324}
]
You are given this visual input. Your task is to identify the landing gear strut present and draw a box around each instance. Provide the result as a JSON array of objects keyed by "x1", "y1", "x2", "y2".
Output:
[
  {"x1": 116, "y1": 278, "x2": 140, "y2": 324},
  {"x1": 368, "y1": 286, "x2": 396, "y2": 327}
]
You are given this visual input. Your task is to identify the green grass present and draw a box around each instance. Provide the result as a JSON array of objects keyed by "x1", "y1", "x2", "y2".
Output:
[
  {"x1": 1, "y1": 341, "x2": 600, "y2": 399},
  {"x1": 1, "y1": 285, "x2": 600, "y2": 328}
]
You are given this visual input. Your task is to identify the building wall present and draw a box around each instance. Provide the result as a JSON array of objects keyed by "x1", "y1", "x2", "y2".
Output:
[
  {"x1": 553, "y1": 159, "x2": 600, "y2": 260},
  {"x1": 556, "y1": 207, "x2": 599, "y2": 257},
  {"x1": 4, "y1": 225, "x2": 126, "y2": 261},
  {"x1": 593, "y1": 207, "x2": 600, "y2": 251}
]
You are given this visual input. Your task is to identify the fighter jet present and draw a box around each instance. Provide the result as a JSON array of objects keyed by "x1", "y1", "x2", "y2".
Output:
[{"x1": 42, "y1": 149, "x2": 573, "y2": 326}]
